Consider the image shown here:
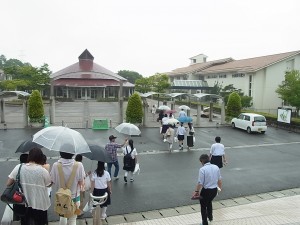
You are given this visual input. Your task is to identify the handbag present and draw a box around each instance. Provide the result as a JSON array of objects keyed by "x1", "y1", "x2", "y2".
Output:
[
  {"x1": 133, "y1": 163, "x2": 140, "y2": 175},
  {"x1": 1, "y1": 164, "x2": 27, "y2": 205}
]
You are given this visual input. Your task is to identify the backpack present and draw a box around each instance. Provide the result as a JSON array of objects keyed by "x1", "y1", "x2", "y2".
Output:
[
  {"x1": 123, "y1": 147, "x2": 134, "y2": 169},
  {"x1": 54, "y1": 162, "x2": 79, "y2": 218}
]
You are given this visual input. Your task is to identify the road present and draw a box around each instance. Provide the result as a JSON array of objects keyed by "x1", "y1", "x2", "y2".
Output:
[{"x1": 0, "y1": 126, "x2": 300, "y2": 221}]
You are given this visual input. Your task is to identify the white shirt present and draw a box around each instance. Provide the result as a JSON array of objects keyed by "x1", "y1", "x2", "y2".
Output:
[
  {"x1": 51, "y1": 158, "x2": 85, "y2": 199},
  {"x1": 210, "y1": 143, "x2": 225, "y2": 156},
  {"x1": 122, "y1": 146, "x2": 138, "y2": 159},
  {"x1": 9, "y1": 163, "x2": 51, "y2": 211},
  {"x1": 162, "y1": 117, "x2": 169, "y2": 125},
  {"x1": 176, "y1": 126, "x2": 186, "y2": 135},
  {"x1": 198, "y1": 162, "x2": 222, "y2": 189},
  {"x1": 91, "y1": 170, "x2": 111, "y2": 189},
  {"x1": 178, "y1": 110, "x2": 187, "y2": 118}
]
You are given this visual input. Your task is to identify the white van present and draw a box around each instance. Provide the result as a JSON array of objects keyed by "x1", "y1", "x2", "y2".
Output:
[{"x1": 231, "y1": 113, "x2": 267, "y2": 134}]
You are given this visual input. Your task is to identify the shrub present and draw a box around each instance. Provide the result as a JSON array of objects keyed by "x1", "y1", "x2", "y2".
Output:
[
  {"x1": 126, "y1": 93, "x2": 143, "y2": 123},
  {"x1": 28, "y1": 90, "x2": 44, "y2": 123},
  {"x1": 226, "y1": 92, "x2": 241, "y2": 117}
]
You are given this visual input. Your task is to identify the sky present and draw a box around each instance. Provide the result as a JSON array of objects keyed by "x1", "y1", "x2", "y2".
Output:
[{"x1": 1, "y1": 0, "x2": 300, "y2": 77}]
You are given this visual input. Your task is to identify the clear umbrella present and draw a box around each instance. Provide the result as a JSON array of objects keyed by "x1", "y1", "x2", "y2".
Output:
[
  {"x1": 158, "y1": 105, "x2": 171, "y2": 111},
  {"x1": 178, "y1": 105, "x2": 191, "y2": 110},
  {"x1": 168, "y1": 118, "x2": 179, "y2": 125},
  {"x1": 115, "y1": 123, "x2": 141, "y2": 136},
  {"x1": 32, "y1": 126, "x2": 91, "y2": 154}
]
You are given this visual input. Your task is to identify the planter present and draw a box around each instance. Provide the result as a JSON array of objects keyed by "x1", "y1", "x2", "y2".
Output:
[{"x1": 29, "y1": 122, "x2": 44, "y2": 128}]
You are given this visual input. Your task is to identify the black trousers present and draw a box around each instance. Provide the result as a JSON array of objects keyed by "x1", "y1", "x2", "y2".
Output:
[{"x1": 199, "y1": 188, "x2": 218, "y2": 225}]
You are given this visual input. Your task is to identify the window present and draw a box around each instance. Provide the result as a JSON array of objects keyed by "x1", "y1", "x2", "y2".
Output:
[
  {"x1": 219, "y1": 74, "x2": 227, "y2": 78},
  {"x1": 248, "y1": 75, "x2": 252, "y2": 97},
  {"x1": 232, "y1": 73, "x2": 245, "y2": 78},
  {"x1": 207, "y1": 75, "x2": 217, "y2": 79},
  {"x1": 244, "y1": 115, "x2": 250, "y2": 121}
]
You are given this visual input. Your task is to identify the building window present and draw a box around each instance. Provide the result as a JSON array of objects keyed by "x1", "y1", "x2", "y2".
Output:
[
  {"x1": 219, "y1": 74, "x2": 227, "y2": 78},
  {"x1": 232, "y1": 73, "x2": 245, "y2": 78},
  {"x1": 207, "y1": 75, "x2": 217, "y2": 79},
  {"x1": 248, "y1": 75, "x2": 252, "y2": 97},
  {"x1": 286, "y1": 59, "x2": 294, "y2": 71}
]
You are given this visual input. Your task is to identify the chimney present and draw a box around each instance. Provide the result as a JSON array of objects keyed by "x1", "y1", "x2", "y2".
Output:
[{"x1": 78, "y1": 49, "x2": 94, "y2": 71}]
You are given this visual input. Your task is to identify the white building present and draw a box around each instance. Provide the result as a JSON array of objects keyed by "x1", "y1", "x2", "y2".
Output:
[{"x1": 168, "y1": 50, "x2": 300, "y2": 114}]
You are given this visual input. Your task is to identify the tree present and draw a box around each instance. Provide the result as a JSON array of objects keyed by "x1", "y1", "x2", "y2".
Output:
[
  {"x1": 134, "y1": 77, "x2": 152, "y2": 93},
  {"x1": 28, "y1": 90, "x2": 44, "y2": 123},
  {"x1": 126, "y1": 93, "x2": 143, "y2": 123},
  {"x1": 276, "y1": 70, "x2": 300, "y2": 116},
  {"x1": 117, "y1": 70, "x2": 143, "y2": 84},
  {"x1": 149, "y1": 73, "x2": 170, "y2": 93},
  {"x1": 240, "y1": 95, "x2": 253, "y2": 108},
  {"x1": 226, "y1": 92, "x2": 242, "y2": 117}
]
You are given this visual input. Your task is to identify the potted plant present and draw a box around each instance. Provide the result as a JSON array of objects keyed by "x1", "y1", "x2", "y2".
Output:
[
  {"x1": 28, "y1": 90, "x2": 45, "y2": 127},
  {"x1": 126, "y1": 93, "x2": 143, "y2": 125}
]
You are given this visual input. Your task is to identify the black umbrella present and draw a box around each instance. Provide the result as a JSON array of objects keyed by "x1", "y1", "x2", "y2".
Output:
[
  {"x1": 81, "y1": 145, "x2": 110, "y2": 162},
  {"x1": 15, "y1": 140, "x2": 42, "y2": 153}
]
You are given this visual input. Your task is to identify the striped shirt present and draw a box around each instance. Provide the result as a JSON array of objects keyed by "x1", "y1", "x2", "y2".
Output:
[{"x1": 105, "y1": 142, "x2": 123, "y2": 162}]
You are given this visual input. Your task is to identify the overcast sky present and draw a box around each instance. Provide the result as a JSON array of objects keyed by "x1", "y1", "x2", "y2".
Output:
[{"x1": 1, "y1": 0, "x2": 300, "y2": 76}]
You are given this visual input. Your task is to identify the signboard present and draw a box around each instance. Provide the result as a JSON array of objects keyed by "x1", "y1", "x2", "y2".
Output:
[{"x1": 277, "y1": 107, "x2": 292, "y2": 124}]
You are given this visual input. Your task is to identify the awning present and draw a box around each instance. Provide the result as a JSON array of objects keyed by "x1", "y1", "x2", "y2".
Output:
[{"x1": 53, "y1": 79, "x2": 134, "y2": 87}]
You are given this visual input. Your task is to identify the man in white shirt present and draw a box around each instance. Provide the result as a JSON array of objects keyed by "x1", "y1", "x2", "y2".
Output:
[
  {"x1": 209, "y1": 136, "x2": 227, "y2": 168},
  {"x1": 178, "y1": 109, "x2": 187, "y2": 118},
  {"x1": 176, "y1": 122, "x2": 186, "y2": 150},
  {"x1": 192, "y1": 154, "x2": 222, "y2": 225}
]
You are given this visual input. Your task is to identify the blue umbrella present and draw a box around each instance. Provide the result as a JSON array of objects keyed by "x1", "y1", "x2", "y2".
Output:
[{"x1": 177, "y1": 116, "x2": 193, "y2": 123}]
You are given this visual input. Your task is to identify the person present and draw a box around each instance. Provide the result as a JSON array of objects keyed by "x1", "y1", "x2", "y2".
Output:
[
  {"x1": 169, "y1": 113, "x2": 174, "y2": 119},
  {"x1": 90, "y1": 161, "x2": 112, "y2": 221},
  {"x1": 75, "y1": 154, "x2": 86, "y2": 214},
  {"x1": 209, "y1": 136, "x2": 227, "y2": 168},
  {"x1": 7, "y1": 148, "x2": 51, "y2": 225},
  {"x1": 105, "y1": 135, "x2": 127, "y2": 180},
  {"x1": 178, "y1": 108, "x2": 187, "y2": 118},
  {"x1": 151, "y1": 105, "x2": 156, "y2": 121},
  {"x1": 50, "y1": 145, "x2": 85, "y2": 225},
  {"x1": 176, "y1": 122, "x2": 186, "y2": 150},
  {"x1": 41, "y1": 154, "x2": 52, "y2": 198},
  {"x1": 186, "y1": 122, "x2": 195, "y2": 150},
  {"x1": 122, "y1": 139, "x2": 138, "y2": 182},
  {"x1": 165, "y1": 124, "x2": 175, "y2": 152},
  {"x1": 158, "y1": 110, "x2": 164, "y2": 124},
  {"x1": 161, "y1": 114, "x2": 169, "y2": 140},
  {"x1": 192, "y1": 154, "x2": 222, "y2": 225}
]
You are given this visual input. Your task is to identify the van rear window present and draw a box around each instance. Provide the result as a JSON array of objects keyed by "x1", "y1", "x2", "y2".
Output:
[{"x1": 254, "y1": 116, "x2": 266, "y2": 122}]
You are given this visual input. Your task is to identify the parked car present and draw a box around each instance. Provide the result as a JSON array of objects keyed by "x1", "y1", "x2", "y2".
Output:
[
  {"x1": 201, "y1": 107, "x2": 217, "y2": 118},
  {"x1": 231, "y1": 113, "x2": 267, "y2": 134}
]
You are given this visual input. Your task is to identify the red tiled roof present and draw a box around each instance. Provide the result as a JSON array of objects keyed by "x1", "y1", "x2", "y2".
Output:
[{"x1": 53, "y1": 79, "x2": 134, "y2": 87}]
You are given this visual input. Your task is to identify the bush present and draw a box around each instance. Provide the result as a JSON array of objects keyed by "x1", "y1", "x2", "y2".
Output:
[
  {"x1": 28, "y1": 90, "x2": 44, "y2": 123},
  {"x1": 126, "y1": 93, "x2": 143, "y2": 123},
  {"x1": 226, "y1": 92, "x2": 241, "y2": 117}
]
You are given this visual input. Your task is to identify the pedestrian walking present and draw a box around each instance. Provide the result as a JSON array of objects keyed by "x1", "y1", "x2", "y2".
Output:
[
  {"x1": 176, "y1": 122, "x2": 186, "y2": 150},
  {"x1": 75, "y1": 154, "x2": 87, "y2": 214},
  {"x1": 161, "y1": 114, "x2": 169, "y2": 140},
  {"x1": 122, "y1": 139, "x2": 138, "y2": 182},
  {"x1": 192, "y1": 154, "x2": 222, "y2": 225},
  {"x1": 187, "y1": 122, "x2": 195, "y2": 150},
  {"x1": 105, "y1": 135, "x2": 127, "y2": 180},
  {"x1": 158, "y1": 110, "x2": 164, "y2": 124},
  {"x1": 165, "y1": 125, "x2": 175, "y2": 152},
  {"x1": 50, "y1": 147, "x2": 85, "y2": 225},
  {"x1": 90, "y1": 161, "x2": 112, "y2": 221},
  {"x1": 7, "y1": 148, "x2": 52, "y2": 225},
  {"x1": 210, "y1": 136, "x2": 227, "y2": 168},
  {"x1": 151, "y1": 105, "x2": 157, "y2": 121},
  {"x1": 178, "y1": 108, "x2": 187, "y2": 118}
]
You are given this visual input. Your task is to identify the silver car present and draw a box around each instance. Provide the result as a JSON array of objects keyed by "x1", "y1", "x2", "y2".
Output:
[{"x1": 231, "y1": 113, "x2": 267, "y2": 134}]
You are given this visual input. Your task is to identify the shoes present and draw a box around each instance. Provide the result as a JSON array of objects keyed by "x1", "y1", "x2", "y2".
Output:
[
  {"x1": 124, "y1": 176, "x2": 127, "y2": 183},
  {"x1": 130, "y1": 178, "x2": 134, "y2": 182},
  {"x1": 208, "y1": 217, "x2": 213, "y2": 222},
  {"x1": 114, "y1": 176, "x2": 119, "y2": 180}
]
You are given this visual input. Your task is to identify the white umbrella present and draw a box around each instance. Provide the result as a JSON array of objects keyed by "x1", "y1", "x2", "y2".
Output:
[
  {"x1": 158, "y1": 105, "x2": 171, "y2": 111},
  {"x1": 32, "y1": 126, "x2": 91, "y2": 154},
  {"x1": 168, "y1": 118, "x2": 179, "y2": 125},
  {"x1": 115, "y1": 123, "x2": 141, "y2": 136},
  {"x1": 179, "y1": 105, "x2": 191, "y2": 110}
]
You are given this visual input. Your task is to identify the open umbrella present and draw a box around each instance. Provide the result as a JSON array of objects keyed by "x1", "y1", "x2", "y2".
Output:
[
  {"x1": 177, "y1": 116, "x2": 193, "y2": 123},
  {"x1": 168, "y1": 118, "x2": 179, "y2": 125},
  {"x1": 115, "y1": 123, "x2": 141, "y2": 136},
  {"x1": 158, "y1": 105, "x2": 171, "y2": 111},
  {"x1": 15, "y1": 140, "x2": 42, "y2": 153},
  {"x1": 179, "y1": 105, "x2": 191, "y2": 110},
  {"x1": 81, "y1": 145, "x2": 110, "y2": 162},
  {"x1": 32, "y1": 126, "x2": 91, "y2": 154},
  {"x1": 165, "y1": 109, "x2": 177, "y2": 114}
]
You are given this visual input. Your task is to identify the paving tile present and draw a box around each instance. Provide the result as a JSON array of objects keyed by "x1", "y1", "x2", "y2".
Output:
[
  {"x1": 190, "y1": 203, "x2": 200, "y2": 211},
  {"x1": 106, "y1": 215, "x2": 127, "y2": 224},
  {"x1": 175, "y1": 205, "x2": 196, "y2": 214},
  {"x1": 213, "y1": 201, "x2": 226, "y2": 209},
  {"x1": 245, "y1": 195, "x2": 264, "y2": 202},
  {"x1": 219, "y1": 199, "x2": 239, "y2": 207},
  {"x1": 290, "y1": 188, "x2": 300, "y2": 194},
  {"x1": 280, "y1": 189, "x2": 297, "y2": 196},
  {"x1": 268, "y1": 191, "x2": 286, "y2": 198},
  {"x1": 142, "y1": 210, "x2": 163, "y2": 220},
  {"x1": 257, "y1": 193, "x2": 275, "y2": 200},
  {"x1": 232, "y1": 197, "x2": 252, "y2": 205},
  {"x1": 159, "y1": 208, "x2": 179, "y2": 217},
  {"x1": 123, "y1": 213, "x2": 145, "y2": 222}
]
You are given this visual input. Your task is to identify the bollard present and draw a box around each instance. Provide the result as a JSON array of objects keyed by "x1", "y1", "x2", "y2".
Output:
[
  {"x1": 62, "y1": 120, "x2": 64, "y2": 126},
  {"x1": 4, "y1": 123, "x2": 7, "y2": 130},
  {"x1": 86, "y1": 120, "x2": 88, "y2": 129},
  {"x1": 110, "y1": 119, "x2": 112, "y2": 128}
]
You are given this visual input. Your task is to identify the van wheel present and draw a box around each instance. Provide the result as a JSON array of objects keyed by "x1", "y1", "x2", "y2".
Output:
[
  {"x1": 231, "y1": 123, "x2": 235, "y2": 128},
  {"x1": 261, "y1": 131, "x2": 266, "y2": 134},
  {"x1": 247, "y1": 127, "x2": 251, "y2": 134}
]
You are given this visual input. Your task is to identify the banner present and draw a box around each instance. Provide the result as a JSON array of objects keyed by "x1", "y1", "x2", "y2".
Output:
[{"x1": 277, "y1": 107, "x2": 292, "y2": 124}]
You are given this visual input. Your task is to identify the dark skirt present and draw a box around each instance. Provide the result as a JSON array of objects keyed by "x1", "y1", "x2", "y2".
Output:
[
  {"x1": 161, "y1": 125, "x2": 169, "y2": 134},
  {"x1": 13, "y1": 206, "x2": 48, "y2": 225},
  {"x1": 178, "y1": 134, "x2": 184, "y2": 141},
  {"x1": 187, "y1": 135, "x2": 194, "y2": 147},
  {"x1": 210, "y1": 155, "x2": 223, "y2": 168},
  {"x1": 93, "y1": 188, "x2": 111, "y2": 207}
]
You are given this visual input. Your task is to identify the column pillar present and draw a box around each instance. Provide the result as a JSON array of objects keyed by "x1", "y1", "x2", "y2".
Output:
[
  {"x1": 221, "y1": 98, "x2": 226, "y2": 125},
  {"x1": 196, "y1": 104, "x2": 201, "y2": 126},
  {"x1": 119, "y1": 81, "x2": 124, "y2": 124},
  {"x1": 23, "y1": 100, "x2": 28, "y2": 127},
  {"x1": 0, "y1": 99, "x2": 5, "y2": 123},
  {"x1": 209, "y1": 102, "x2": 213, "y2": 122},
  {"x1": 50, "y1": 79, "x2": 55, "y2": 124}
]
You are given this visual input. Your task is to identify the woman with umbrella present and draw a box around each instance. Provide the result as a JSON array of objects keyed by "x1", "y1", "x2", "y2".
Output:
[{"x1": 122, "y1": 139, "x2": 138, "y2": 182}]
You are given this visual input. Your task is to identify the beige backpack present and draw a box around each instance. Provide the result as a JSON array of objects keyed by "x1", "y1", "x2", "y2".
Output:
[{"x1": 54, "y1": 162, "x2": 78, "y2": 218}]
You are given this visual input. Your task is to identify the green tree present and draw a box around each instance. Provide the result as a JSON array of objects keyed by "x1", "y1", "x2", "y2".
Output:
[
  {"x1": 226, "y1": 92, "x2": 242, "y2": 117},
  {"x1": 134, "y1": 77, "x2": 152, "y2": 93},
  {"x1": 240, "y1": 95, "x2": 253, "y2": 108},
  {"x1": 117, "y1": 70, "x2": 143, "y2": 84},
  {"x1": 28, "y1": 90, "x2": 44, "y2": 123},
  {"x1": 149, "y1": 73, "x2": 170, "y2": 93},
  {"x1": 276, "y1": 70, "x2": 300, "y2": 116},
  {"x1": 126, "y1": 92, "x2": 143, "y2": 123}
]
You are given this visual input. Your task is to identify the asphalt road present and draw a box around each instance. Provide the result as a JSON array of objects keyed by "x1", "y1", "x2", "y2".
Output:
[{"x1": 1, "y1": 126, "x2": 300, "y2": 221}]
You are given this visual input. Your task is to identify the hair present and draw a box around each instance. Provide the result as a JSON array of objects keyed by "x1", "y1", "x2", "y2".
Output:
[
  {"x1": 95, "y1": 161, "x2": 105, "y2": 177},
  {"x1": 169, "y1": 113, "x2": 172, "y2": 116},
  {"x1": 128, "y1": 139, "x2": 134, "y2": 150},
  {"x1": 199, "y1": 154, "x2": 210, "y2": 164},
  {"x1": 60, "y1": 151, "x2": 74, "y2": 159},
  {"x1": 27, "y1": 148, "x2": 44, "y2": 164},
  {"x1": 164, "y1": 114, "x2": 168, "y2": 117},
  {"x1": 41, "y1": 154, "x2": 47, "y2": 165},
  {"x1": 19, "y1": 153, "x2": 28, "y2": 164},
  {"x1": 215, "y1": 136, "x2": 221, "y2": 143},
  {"x1": 181, "y1": 122, "x2": 184, "y2": 127},
  {"x1": 188, "y1": 122, "x2": 192, "y2": 130},
  {"x1": 75, "y1": 154, "x2": 83, "y2": 162}
]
